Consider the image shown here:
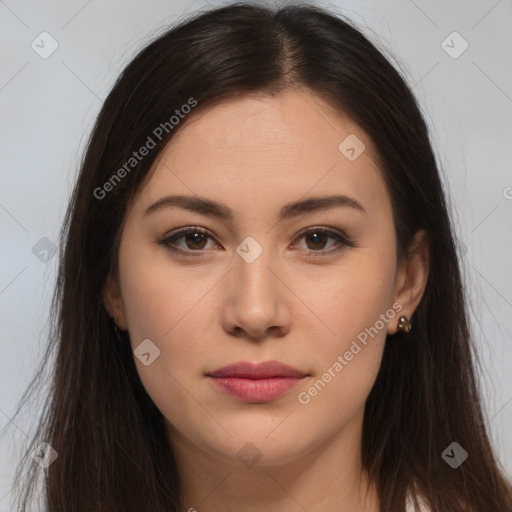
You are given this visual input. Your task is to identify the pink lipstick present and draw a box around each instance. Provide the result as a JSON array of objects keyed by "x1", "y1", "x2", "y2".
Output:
[{"x1": 207, "y1": 360, "x2": 307, "y2": 402}]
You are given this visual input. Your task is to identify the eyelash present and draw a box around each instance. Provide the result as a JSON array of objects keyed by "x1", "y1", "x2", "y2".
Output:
[{"x1": 156, "y1": 226, "x2": 355, "y2": 258}]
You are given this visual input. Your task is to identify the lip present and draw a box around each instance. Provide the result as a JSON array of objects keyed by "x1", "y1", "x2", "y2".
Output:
[{"x1": 207, "y1": 361, "x2": 307, "y2": 402}]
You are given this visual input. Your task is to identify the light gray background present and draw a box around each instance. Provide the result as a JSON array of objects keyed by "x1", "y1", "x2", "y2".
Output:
[{"x1": 1, "y1": 0, "x2": 511, "y2": 509}]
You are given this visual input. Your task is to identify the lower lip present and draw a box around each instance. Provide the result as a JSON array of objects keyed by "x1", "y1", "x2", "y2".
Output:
[{"x1": 208, "y1": 376, "x2": 304, "y2": 402}]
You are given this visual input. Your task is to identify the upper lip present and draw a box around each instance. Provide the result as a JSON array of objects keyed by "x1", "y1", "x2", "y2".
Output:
[{"x1": 207, "y1": 360, "x2": 307, "y2": 379}]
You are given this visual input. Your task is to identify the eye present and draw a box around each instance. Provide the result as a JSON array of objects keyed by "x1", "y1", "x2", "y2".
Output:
[
  {"x1": 157, "y1": 226, "x2": 354, "y2": 257},
  {"x1": 291, "y1": 227, "x2": 354, "y2": 257},
  {"x1": 157, "y1": 227, "x2": 218, "y2": 256}
]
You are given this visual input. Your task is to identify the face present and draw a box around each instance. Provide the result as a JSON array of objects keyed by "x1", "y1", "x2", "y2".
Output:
[{"x1": 104, "y1": 88, "x2": 427, "y2": 469}]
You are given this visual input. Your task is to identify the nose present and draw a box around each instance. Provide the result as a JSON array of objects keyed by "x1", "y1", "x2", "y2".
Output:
[{"x1": 221, "y1": 248, "x2": 291, "y2": 342}]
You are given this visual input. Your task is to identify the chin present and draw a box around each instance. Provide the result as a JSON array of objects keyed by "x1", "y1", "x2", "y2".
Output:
[{"x1": 202, "y1": 423, "x2": 319, "y2": 468}]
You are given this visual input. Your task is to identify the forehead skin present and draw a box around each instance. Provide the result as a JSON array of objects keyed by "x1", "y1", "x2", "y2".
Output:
[{"x1": 131, "y1": 88, "x2": 389, "y2": 241}]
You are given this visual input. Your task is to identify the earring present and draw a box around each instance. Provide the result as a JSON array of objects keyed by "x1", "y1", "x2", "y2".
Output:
[{"x1": 397, "y1": 315, "x2": 412, "y2": 334}]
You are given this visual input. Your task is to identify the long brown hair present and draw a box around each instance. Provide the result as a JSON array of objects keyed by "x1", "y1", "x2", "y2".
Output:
[{"x1": 10, "y1": 3, "x2": 512, "y2": 511}]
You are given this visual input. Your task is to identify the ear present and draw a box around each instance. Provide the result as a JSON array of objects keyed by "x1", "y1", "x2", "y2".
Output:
[
  {"x1": 102, "y1": 273, "x2": 128, "y2": 330},
  {"x1": 387, "y1": 229, "x2": 429, "y2": 335}
]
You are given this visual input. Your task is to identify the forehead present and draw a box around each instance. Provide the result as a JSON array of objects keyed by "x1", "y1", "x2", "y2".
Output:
[
  {"x1": 166, "y1": 89, "x2": 378, "y2": 165},
  {"x1": 134, "y1": 89, "x2": 388, "y2": 221}
]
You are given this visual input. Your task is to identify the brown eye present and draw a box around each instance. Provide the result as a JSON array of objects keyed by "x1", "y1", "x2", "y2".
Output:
[
  {"x1": 304, "y1": 231, "x2": 330, "y2": 250},
  {"x1": 158, "y1": 227, "x2": 218, "y2": 255},
  {"x1": 293, "y1": 227, "x2": 354, "y2": 257},
  {"x1": 180, "y1": 231, "x2": 209, "y2": 250},
  {"x1": 158, "y1": 226, "x2": 354, "y2": 257}
]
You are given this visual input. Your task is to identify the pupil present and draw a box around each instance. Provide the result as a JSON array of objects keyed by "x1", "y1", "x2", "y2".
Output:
[
  {"x1": 307, "y1": 232, "x2": 327, "y2": 250},
  {"x1": 187, "y1": 232, "x2": 206, "y2": 249}
]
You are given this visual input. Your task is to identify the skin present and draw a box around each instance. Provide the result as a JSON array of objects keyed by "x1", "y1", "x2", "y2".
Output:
[{"x1": 103, "y1": 88, "x2": 429, "y2": 512}]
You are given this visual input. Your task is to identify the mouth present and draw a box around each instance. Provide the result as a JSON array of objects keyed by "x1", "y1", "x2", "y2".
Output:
[{"x1": 206, "y1": 360, "x2": 308, "y2": 402}]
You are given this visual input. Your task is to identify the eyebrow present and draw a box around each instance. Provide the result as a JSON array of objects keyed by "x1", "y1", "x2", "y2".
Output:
[{"x1": 143, "y1": 193, "x2": 366, "y2": 221}]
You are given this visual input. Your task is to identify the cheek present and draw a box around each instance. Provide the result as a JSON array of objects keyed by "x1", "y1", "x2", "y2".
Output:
[
  {"x1": 291, "y1": 253, "x2": 395, "y2": 412},
  {"x1": 118, "y1": 244, "x2": 213, "y2": 345},
  {"x1": 296, "y1": 253, "x2": 397, "y2": 347},
  {"x1": 117, "y1": 247, "x2": 220, "y2": 409},
  {"x1": 118, "y1": 269, "x2": 202, "y2": 435},
  {"x1": 294, "y1": 273, "x2": 393, "y2": 433}
]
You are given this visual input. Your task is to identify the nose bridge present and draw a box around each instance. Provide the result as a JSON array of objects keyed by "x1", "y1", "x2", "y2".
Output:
[{"x1": 233, "y1": 237, "x2": 277, "y2": 312}]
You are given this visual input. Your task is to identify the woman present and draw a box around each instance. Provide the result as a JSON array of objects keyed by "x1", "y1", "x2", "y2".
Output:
[{"x1": 12, "y1": 2, "x2": 512, "y2": 511}]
